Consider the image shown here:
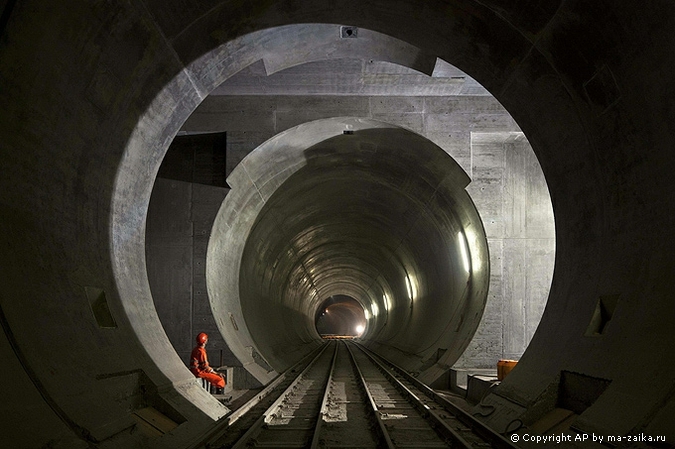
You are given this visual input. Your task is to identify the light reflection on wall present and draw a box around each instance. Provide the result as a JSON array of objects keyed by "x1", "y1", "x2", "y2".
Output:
[
  {"x1": 458, "y1": 231, "x2": 471, "y2": 273},
  {"x1": 405, "y1": 274, "x2": 418, "y2": 301}
]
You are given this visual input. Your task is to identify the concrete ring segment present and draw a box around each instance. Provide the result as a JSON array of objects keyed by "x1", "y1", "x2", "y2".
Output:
[{"x1": 207, "y1": 117, "x2": 489, "y2": 385}]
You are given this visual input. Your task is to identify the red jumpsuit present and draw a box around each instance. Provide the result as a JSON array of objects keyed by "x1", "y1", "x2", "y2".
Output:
[{"x1": 190, "y1": 345, "x2": 225, "y2": 388}]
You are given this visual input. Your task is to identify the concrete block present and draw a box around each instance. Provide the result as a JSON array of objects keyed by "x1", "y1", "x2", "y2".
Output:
[{"x1": 466, "y1": 375, "x2": 499, "y2": 404}]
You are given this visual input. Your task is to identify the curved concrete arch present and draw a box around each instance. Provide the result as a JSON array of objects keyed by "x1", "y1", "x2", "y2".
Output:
[
  {"x1": 2, "y1": 1, "x2": 674, "y2": 446},
  {"x1": 110, "y1": 22, "x2": 482, "y2": 421},
  {"x1": 207, "y1": 117, "x2": 488, "y2": 383},
  {"x1": 250, "y1": 24, "x2": 438, "y2": 76}
]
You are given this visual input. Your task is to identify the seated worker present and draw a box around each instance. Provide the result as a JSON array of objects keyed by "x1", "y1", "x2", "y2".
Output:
[{"x1": 190, "y1": 332, "x2": 225, "y2": 394}]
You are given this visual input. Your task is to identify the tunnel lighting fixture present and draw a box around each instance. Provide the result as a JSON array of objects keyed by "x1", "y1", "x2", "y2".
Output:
[
  {"x1": 405, "y1": 274, "x2": 417, "y2": 301},
  {"x1": 371, "y1": 302, "x2": 379, "y2": 317},
  {"x1": 355, "y1": 324, "x2": 365, "y2": 335},
  {"x1": 383, "y1": 293, "x2": 391, "y2": 311},
  {"x1": 465, "y1": 229, "x2": 481, "y2": 272},
  {"x1": 364, "y1": 309, "x2": 370, "y2": 320},
  {"x1": 458, "y1": 231, "x2": 471, "y2": 273}
]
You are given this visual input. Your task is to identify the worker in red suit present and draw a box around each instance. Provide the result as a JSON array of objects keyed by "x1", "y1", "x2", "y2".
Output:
[{"x1": 190, "y1": 332, "x2": 225, "y2": 393}]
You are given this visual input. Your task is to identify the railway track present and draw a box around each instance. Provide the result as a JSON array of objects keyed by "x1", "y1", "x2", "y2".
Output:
[{"x1": 198, "y1": 340, "x2": 518, "y2": 448}]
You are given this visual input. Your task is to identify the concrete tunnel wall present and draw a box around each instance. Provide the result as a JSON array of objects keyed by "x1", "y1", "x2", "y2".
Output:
[
  {"x1": 207, "y1": 118, "x2": 489, "y2": 384},
  {"x1": 162, "y1": 89, "x2": 555, "y2": 373},
  {"x1": 1, "y1": 0, "x2": 675, "y2": 447}
]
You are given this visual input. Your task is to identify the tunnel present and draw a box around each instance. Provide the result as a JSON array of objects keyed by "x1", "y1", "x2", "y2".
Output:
[
  {"x1": 206, "y1": 117, "x2": 490, "y2": 383},
  {"x1": 314, "y1": 296, "x2": 366, "y2": 337},
  {"x1": 2, "y1": 1, "x2": 675, "y2": 447}
]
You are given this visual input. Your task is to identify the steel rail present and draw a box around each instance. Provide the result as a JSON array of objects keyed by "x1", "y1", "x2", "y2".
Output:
[
  {"x1": 230, "y1": 341, "x2": 332, "y2": 449},
  {"x1": 356, "y1": 342, "x2": 519, "y2": 449},
  {"x1": 344, "y1": 341, "x2": 396, "y2": 449},
  {"x1": 353, "y1": 342, "x2": 473, "y2": 448},
  {"x1": 309, "y1": 340, "x2": 339, "y2": 448},
  {"x1": 188, "y1": 342, "x2": 328, "y2": 449}
]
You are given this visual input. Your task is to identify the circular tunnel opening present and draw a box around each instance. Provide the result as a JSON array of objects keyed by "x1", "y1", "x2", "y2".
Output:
[
  {"x1": 315, "y1": 295, "x2": 366, "y2": 338},
  {"x1": 208, "y1": 118, "x2": 492, "y2": 382},
  {"x1": 141, "y1": 24, "x2": 554, "y2": 392}
]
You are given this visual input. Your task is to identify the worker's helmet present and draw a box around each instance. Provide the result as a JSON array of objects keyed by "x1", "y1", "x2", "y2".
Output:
[{"x1": 196, "y1": 332, "x2": 208, "y2": 345}]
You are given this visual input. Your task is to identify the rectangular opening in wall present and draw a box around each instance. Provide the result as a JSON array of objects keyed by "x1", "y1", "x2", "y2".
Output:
[
  {"x1": 585, "y1": 294, "x2": 619, "y2": 336},
  {"x1": 557, "y1": 370, "x2": 611, "y2": 415},
  {"x1": 85, "y1": 286, "x2": 117, "y2": 328},
  {"x1": 158, "y1": 132, "x2": 228, "y2": 187},
  {"x1": 526, "y1": 371, "x2": 612, "y2": 434}
]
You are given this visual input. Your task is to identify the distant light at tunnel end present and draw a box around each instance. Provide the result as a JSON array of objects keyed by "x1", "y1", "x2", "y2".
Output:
[{"x1": 356, "y1": 324, "x2": 365, "y2": 335}]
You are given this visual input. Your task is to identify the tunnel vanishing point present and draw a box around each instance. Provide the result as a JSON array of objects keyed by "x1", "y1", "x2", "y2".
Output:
[{"x1": 1, "y1": 1, "x2": 675, "y2": 447}]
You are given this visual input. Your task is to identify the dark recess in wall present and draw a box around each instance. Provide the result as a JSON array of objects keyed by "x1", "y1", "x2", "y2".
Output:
[
  {"x1": 158, "y1": 132, "x2": 229, "y2": 188},
  {"x1": 558, "y1": 370, "x2": 611, "y2": 415}
]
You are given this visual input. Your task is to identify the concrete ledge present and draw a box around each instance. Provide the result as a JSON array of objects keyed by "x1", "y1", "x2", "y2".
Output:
[{"x1": 467, "y1": 374, "x2": 499, "y2": 404}]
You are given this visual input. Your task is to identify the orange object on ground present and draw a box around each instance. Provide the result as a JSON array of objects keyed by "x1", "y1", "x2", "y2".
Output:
[
  {"x1": 190, "y1": 345, "x2": 225, "y2": 389},
  {"x1": 497, "y1": 359, "x2": 518, "y2": 381}
]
